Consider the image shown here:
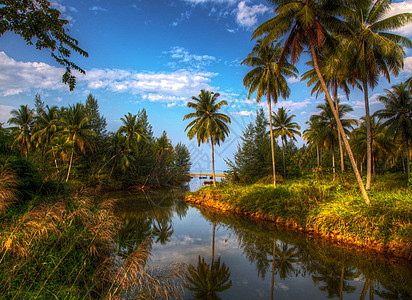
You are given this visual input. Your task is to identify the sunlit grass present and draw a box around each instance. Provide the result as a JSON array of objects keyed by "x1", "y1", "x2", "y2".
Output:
[{"x1": 187, "y1": 173, "x2": 412, "y2": 257}]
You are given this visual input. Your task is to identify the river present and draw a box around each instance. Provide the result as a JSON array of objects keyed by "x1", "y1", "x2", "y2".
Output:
[{"x1": 112, "y1": 185, "x2": 412, "y2": 299}]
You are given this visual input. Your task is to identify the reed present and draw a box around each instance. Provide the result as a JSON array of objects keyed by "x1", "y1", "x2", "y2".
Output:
[{"x1": 0, "y1": 186, "x2": 187, "y2": 298}]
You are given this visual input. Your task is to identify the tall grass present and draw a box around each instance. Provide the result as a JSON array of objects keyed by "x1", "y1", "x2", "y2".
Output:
[{"x1": 0, "y1": 185, "x2": 187, "y2": 298}]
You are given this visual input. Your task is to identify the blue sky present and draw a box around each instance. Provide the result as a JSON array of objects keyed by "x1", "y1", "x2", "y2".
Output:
[{"x1": 1, "y1": 0, "x2": 412, "y2": 171}]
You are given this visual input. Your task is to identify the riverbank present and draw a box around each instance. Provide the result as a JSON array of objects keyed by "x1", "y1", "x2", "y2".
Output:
[{"x1": 185, "y1": 174, "x2": 412, "y2": 260}]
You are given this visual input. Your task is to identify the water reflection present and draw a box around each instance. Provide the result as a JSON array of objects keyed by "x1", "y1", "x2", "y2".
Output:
[{"x1": 113, "y1": 189, "x2": 412, "y2": 299}]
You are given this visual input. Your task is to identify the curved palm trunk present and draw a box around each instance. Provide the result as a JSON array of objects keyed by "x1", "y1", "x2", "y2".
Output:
[
  {"x1": 310, "y1": 44, "x2": 370, "y2": 205},
  {"x1": 268, "y1": 94, "x2": 277, "y2": 187},
  {"x1": 211, "y1": 137, "x2": 216, "y2": 187},
  {"x1": 282, "y1": 137, "x2": 286, "y2": 178},
  {"x1": 362, "y1": 78, "x2": 372, "y2": 190},
  {"x1": 406, "y1": 139, "x2": 411, "y2": 182},
  {"x1": 66, "y1": 151, "x2": 74, "y2": 182},
  {"x1": 332, "y1": 143, "x2": 336, "y2": 180},
  {"x1": 333, "y1": 84, "x2": 344, "y2": 172}
]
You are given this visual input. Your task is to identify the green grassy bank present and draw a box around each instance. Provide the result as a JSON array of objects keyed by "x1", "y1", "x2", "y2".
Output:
[{"x1": 186, "y1": 174, "x2": 412, "y2": 259}]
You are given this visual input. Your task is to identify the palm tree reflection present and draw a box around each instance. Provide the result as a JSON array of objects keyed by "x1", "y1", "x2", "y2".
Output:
[
  {"x1": 186, "y1": 218, "x2": 232, "y2": 299},
  {"x1": 186, "y1": 256, "x2": 232, "y2": 300}
]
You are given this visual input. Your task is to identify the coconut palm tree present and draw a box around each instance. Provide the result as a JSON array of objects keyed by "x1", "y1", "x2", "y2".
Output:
[
  {"x1": 301, "y1": 46, "x2": 360, "y2": 173},
  {"x1": 117, "y1": 112, "x2": 146, "y2": 151},
  {"x1": 185, "y1": 256, "x2": 232, "y2": 300},
  {"x1": 31, "y1": 105, "x2": 59, "y2": 160},
  {"x1": 311, "y1": 99, "x2": 358, "y2": 176},
  {"x1": 350, "y1": 116, "x2": 394, "y2": 175},
  {"x1": 183, "y1": 90, "x2": 231, "y2": 187},
  {"x1": 60, "y1": 103, "x2": 96, "y2": 181},
  {"x1": 242, "y1": 39, "x2": 298, "y2": 187},
  {"x1": 8, "y1": 105, "x2": 35, "y2": 158},
  {"x1": 271, "y1": 107, "x2": 301, "y2": 177},
  {"x1": 253, "y1": 0, "x2": 371, "y2": 204},
  {"x1": 303, "y1": 117, "x2": 323, "y2": 170},
  {"x1": 345, "y1": 0, "x2": 412, "y2": 190},
  {"x1": 375, "y1": 82, "x2": 412, "y2": 181}
]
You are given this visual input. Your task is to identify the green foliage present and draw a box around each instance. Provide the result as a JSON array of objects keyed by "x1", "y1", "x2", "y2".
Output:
[
  {"x1": 226, "y1": 108, "x2": 281, "y2": 183},
  {"x1": 0, "y1": 0, "x2": 88, "y2": 90}
]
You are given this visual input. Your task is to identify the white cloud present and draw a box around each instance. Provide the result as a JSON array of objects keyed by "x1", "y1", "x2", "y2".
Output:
[
  {"x1": 0, "y1": 105, "x2": 14, "y2": 124},
  {"x1": 235, "y1": 1, "x2": 269, "y2": 28},
  {"x1": 404, "y1": 56, "x2": 412, "y2": 74},
  {"x1": 287, "y1": 76, "x2": 300, "y2": 84},
  {"x1": 0, "y1": 52, "x2": 66, "y2": 96},
  {"x1": 231, "y1": 110, "x2": 254, "y2": 116},
  {"x1": 82, "y1": 68, "x2": 217, "y2": 103},
  {"x1": 89, "y1": 6, "x2": 107, "y2": 12},
  {"x1": 386, "y1": 1, "x2": 412, "y2": 37},
  {"x1": 171, "y1": 11, "x2": 192, "y2": 26},
  {"x1": 184, "y1": 0, "x2": 238, "y2": 5},
  {"x1": 165, "y1": 46, "x2": 217, "y2": 69},
  {"x1": 0, "y1": 52, "x2": 217, "y2": 104},
  {"x1": 276, "y1": 99, "x2": 312, "y2": 111}
]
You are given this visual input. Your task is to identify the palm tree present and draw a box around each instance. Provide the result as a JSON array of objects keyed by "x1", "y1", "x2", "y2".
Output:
[
  {"x1": 242, "y1": 39, "x2": 298, "y2": 187},
  {"x1": 311, "y1": 99, "x2": 358, "y2": 176},
  {"x1": 350, "y1": 117, "x2": 394, "y2": 175},
  {"x1": 345, "y1": 0, "x2": 412, "y2": 190},
  {"x1": 301, "y1": 47, "x2": 360, "y2": 173},
  {"x1": 303, "y1": 117, "x2": 323, "y2": 170},
  {"x1": 61, "y1": 104, "x2": 96, "y2": 181},
  {"x1": 183, "y1": 90, "x2": 231, "y2": 187},
  {"x1": 375, "y1": 83, "x2": 412, "y2": 181},
  {"x1": 185, "y1": 256, "x2": 232, "y2": 299},
  {"x1": 47, "y1": 134, "x2": 73, "y2": 176},
  {"x1": 253, "y1": 0, "x2": 371, "y2": 204},
  {"x1": 117, "y1": 112, "x2": 146, "y2": 151},
  {"x1": 31, "y1": 105, "x2": 59, "y2": 160},
  {"x1": 7, "y1": 105, "x2": 35, "y2": 158},
  {"x1": 271, "y1": 107, "x2": 301, "y2": 177}
]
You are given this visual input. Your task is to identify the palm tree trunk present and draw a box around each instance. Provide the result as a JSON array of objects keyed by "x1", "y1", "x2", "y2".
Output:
[
  {"x1": 406, "y1": 139, "x2": 411, "y2": 182},
  {"x1": 109, "y1": 157, "x2": 117, "y2": 179},
  {"x1": 332, "y1": 144, "x2": 336, "y2": 180},
  {"x1": 66, "y1": 151, "x2": 74, "y2": 182},
  {"x1": 282, "y1": 138, "x2": 286, "y2": 178},
  {"x1": 333, "y1": 85, "x2": 344, "y2": 172},
  {"x1": 268, "y1": 94, "x2": 277, "y2": 187},
  {"x1": 360, "y1": 279, "x2": 369, "y2": 300},
  {"x1": 339, "y1": 266, "x2": 344, "y2": 300},
  {"x1": 211, "y1": 137, "x2": 216, "y2": 187},
  {"x1": 271, "y1": 238, "x2": 276, "y2": 300},
  {"x1": 362, "y1": 78, "x2": 372, "y2": 190},
  {"x1": 310, "y1": 44, "x2": 370, "y2": 205},
  {"x1": 212, "y1": 221, "x2": 216, "y2": 264},
  {"x1": 317, "y1": 145, "x2": 320, "y2": 168}
]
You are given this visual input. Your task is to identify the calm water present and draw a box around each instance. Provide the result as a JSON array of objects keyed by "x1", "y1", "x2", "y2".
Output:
[{"x1": 113, "y1": 186, "x2": 412, "y2": 300}]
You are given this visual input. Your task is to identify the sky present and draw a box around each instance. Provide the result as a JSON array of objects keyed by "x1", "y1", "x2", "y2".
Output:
[{"x1": 1, "y1": 0, "x2": 412, "y2": 172}]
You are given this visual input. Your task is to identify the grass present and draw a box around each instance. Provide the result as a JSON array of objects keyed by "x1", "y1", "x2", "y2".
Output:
[
  {"x1": 187, "y1": 173, "x2": 412, "y2": 258},
  {"x1": 0, "y1": 168, "x2": 187, "y2": 299}
]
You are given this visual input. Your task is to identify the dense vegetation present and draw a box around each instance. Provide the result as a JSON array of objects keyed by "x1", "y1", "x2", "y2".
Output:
[
  {"x1": 0, "y1": 94, "x2": 191, "y2": 298},
  {"x1": 2, "y1": 94, "x2": 191, "y2": 189}
]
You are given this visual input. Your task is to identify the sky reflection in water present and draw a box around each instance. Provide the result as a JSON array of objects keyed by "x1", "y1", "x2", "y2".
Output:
[{"x1": 113, "y1": 187, "x2": 412, "y2": 300}]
